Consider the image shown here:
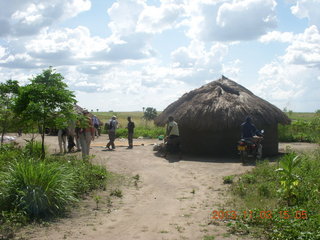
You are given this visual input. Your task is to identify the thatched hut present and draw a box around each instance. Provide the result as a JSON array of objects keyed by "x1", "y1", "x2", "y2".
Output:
[{"x1": 154, "y1": 76, "x2": 290, "y2": 156}]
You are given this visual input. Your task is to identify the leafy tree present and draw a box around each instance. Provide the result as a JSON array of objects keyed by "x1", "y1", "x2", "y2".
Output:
[
  {"x1": 143, "y1": 107, "x2": 157, "y2": 121},
  {"x1": 0, "y1": 80, "x2": 20, "y2": 145},
  {"x1": 14, "y1": 67, "x2": 76, "y2": 158}
]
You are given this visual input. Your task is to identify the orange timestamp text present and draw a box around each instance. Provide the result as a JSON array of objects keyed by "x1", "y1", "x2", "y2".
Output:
[{"x1": 211, "y1": 210, "x2": 308, "y2": 220}]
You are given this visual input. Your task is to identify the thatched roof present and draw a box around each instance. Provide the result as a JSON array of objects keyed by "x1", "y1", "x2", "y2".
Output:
[{"x1": 155, "y1": 76, "x2": 290, "y2": 130}]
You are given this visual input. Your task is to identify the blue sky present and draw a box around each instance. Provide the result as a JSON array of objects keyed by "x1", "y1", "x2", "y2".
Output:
[{"x1": 0, "y1": 0, "x2": 319, "y2": 112}]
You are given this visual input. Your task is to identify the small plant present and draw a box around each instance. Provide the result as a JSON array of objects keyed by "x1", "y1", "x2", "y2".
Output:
[
  {"x1": 133, "y1": 174, "x2": 140, "y2": 187},
  {"x1": 94, "y1": 195, "x2": 101, "y2": 210},
  {"x1": 110, "y1": 189, "x2": 123, "y2": 198},
  {"x1": 258, "y1": 183, "x2": 271, "y2": 197},
  {"x1": 203, "y1": 235, "x2": 215, "y2": 240},
  {"x1": 191, "y1": 189, "x2": 195, "y2": 194},
  {"x1": 241, "y1": 174, "x2": 256, "y2": 184},
  {"x1": 276, "y1": 153, "x2": 301, "y2": 205},
  {"x1": 223, "y1": 175, "x2": 234, "y2": 184},
  {"x1": 133, "y1": 174, "x2": 140, "y2": 181},
  {"x1": 106, "y1": 196, "x2": 112, "y2": 208}
]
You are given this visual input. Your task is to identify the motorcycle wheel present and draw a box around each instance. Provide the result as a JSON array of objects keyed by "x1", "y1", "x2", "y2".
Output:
[
  {"x1": 240, "y1": 150, "x2": 248, "y2": 164},
  {"x1": 256, "y1": 144, "x2": 262, "y2": 160}
]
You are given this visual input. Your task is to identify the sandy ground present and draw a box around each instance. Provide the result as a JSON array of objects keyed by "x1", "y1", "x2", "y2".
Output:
[{"x1": 10, "y1": 134, "x2": 319, "y2": 240}]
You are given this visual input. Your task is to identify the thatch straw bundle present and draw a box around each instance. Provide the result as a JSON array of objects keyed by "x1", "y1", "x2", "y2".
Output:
[
  {"x1": 155, "y1": 76, "x2": 290, "y2": 129},
  {"x1": 155, "y1": 76, "x2": 290, "y2": 155}
]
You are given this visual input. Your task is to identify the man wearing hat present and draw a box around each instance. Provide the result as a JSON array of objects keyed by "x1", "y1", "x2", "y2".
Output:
[{"x1": 106, "y1": 115, "x2": 118, "y2": 150}]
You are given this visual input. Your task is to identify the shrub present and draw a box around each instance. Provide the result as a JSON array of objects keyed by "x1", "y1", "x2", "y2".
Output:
[
  {"x1": 0, "y1": 158, "x2": 77, "y2": 218},
  {"x1": 223, "y1": 175, "x2": 235, "y2": 184},
  {"x1": 23, "y1": 140, "x2": 46, "y2": 159},
  {"x1": 228, "y1": 151, "x2": 320, "y2": 239}
]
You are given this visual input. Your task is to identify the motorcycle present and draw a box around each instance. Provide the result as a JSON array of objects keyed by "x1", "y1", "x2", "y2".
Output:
[{"x1": 237, "y1": 130, "x2": 264, "y2": 164}]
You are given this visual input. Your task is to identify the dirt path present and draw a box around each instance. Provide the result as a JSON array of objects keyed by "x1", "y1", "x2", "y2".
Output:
[{"x1": 12, "y1": 135, "x2": 319, "y2": 240}]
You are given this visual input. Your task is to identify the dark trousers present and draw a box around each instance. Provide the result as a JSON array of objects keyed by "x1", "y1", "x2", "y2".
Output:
[
  {"x1": 166, "y1": 135, "x2": 180, "y2": 153},
  {"x1": 67, "y1": 135, "x2": 75, "y2": 152},
  {"x1": 107, "y1": 131, "x2": 116, "y2": 149},
  {"x1": 128, "y1": 132, "x2": 133, "y2": 147}
]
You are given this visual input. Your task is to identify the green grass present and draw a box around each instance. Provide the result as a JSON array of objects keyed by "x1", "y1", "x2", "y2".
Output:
[
  {"x1": 0, "y1": 158, "x2": 77, "y2": 218},
  {"x1": 285, "y1": 112, "x2": 316, "y2": 121},
  {"x1": 92, "y1": 111, "x2": 165, "y2": 138},
  {"x1": 226, "y1": 150, "x2": 320, "y2": 239},
  {"x1": 0, "y1": 142, "x2": 110, "y2": 237},
  {"x1": 279, "y1": 112, "x2": 320, "y2": 143}
]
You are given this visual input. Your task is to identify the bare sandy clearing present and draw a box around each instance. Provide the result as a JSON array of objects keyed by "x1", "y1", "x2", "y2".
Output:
[{"x1": 11, "y1": 134, "x2": 318, "y2": 240}]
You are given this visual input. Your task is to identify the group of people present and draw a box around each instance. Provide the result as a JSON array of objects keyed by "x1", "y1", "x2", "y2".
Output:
[
  {"x1": 58, "y1": 110, "x2": 261, "y2": 160},
  {"x1": 58, "y1": 110, "x2": 136, "y2": 159}
]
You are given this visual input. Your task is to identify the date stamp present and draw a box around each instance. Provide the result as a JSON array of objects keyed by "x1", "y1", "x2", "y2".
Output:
[{"x1": 211, "y1": 210, "x2": 308, "y2": 220}]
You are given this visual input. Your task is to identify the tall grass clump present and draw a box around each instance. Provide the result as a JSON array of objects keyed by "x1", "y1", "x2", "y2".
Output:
[
  {"x1": 0, "y1": 158, "x2": 77, "y2": 218},
  {"x1": 23, "y1": 140, "x2": 47, "y2": 159},
  {"x1": 0, "y1": 142, "x2": 110, "y2": 238},
  {"x1": 47, "y1": 155, "x2": 109, "y2": 196},
  {"x1": 227, "y1": 151, "x2": 320, "y2": 240}
]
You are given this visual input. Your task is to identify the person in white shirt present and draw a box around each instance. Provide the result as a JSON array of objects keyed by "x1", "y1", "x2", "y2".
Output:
[{"x1": 164, "y1": 116, "x2": 181, "y2": 158}]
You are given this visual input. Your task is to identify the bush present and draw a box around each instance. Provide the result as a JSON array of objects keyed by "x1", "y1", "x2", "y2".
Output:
[
  {"x1": 0, "y1": 158, "x2": 77, "y2": 218},
  {"x1": 228, "y1": 151, "x2": 320, "y2": 239},
  {"x1": 23, "y1": 140, "x2": 46, "y2": 159}
]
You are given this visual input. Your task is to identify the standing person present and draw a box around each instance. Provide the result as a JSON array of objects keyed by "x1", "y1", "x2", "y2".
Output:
[
  {"x1": 126, "y1": 116, "x2": 135, "y2": 149},
  {"x1": 106, "y1": 115, "x2": 118, "y2": 150},
  {"x1": 58, "y1": 128, "x2": 67, "y2": 154},
  {"x1": 92, "y1": 115, "x2": 100, "y2": 138},
  {"x1": 164, "y1": 116, "x2": 181, "y2": 158},
  {"x1": 77, "y1": 109, "x2": 95, "y2": 159},
  {"x1": 67, "y1": 119, "x2": 81, "y2": 152}
]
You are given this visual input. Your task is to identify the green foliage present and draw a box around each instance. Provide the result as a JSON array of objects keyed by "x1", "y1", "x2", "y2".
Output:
[
  {"x1": 14, "y1": 67, "x2": 76, "y2": 158},
  {"x1": 223, "y1": 175, "x2": 235, "y2": 184},
  {"x1": 279, "y1": 114, "x2": 320, "y2": 143},
  {"x1": 110, "y1": 189, "x2": 123, "y2": 198},
  {"x1": 115, "y1": 126, "x2": 165, "y2": 139},
  {"x1": 0, "y1": 158, "x2": 77, "y2": 218},
  {"x1": 276, "y1": 153, "x2": 301, "y2": 205},
  {"x1": 143, "y1": 107, "x2": 157, "y2": 121},
  {"x1": 23, "y1": 140, "x2": 46, "y2": 159},
  {"x1": 0, "y1": 143, "x2": 109, "y2": 238},
  {"x1": 0, "y1": 80, "x2": 20, "y2": 145},
  {"x1": 64, "y1": 156, "x2": 109, "y2": 196},
  {"x1": 228, "y1": 151, "x2": 320, "y2": 239}
]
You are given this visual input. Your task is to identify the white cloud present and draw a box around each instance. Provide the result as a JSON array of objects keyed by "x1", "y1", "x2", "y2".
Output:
[
  {"x1": 187, "y1": 0, "x2": 277, "y2": 42},
  {"x1": 291, "y1": 0, "x2": 320, "y2": 28},
  {"x1": 259, "y1": 31, "x2": 294, "y2": 43},
  {"x1": 137, "y1": 3, "x2": 185, "y2": 33},
  {"x1": 0, "y1": 0, "x2": 91, "y2": 37},
  {"x1": 281, "y1": 25, "x2": 320, "y2": 67},
  {"x1": 170, "y1": 40, "x2": 239, "y2": 84},
  {"x1": 255, "y1": 26, "x2": 320, "y2": 112},
  {"x1": 107, "y1": 0, "x2": 146, "y2": 37}
]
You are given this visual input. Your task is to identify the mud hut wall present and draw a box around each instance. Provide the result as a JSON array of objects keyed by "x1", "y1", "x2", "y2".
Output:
[
  {"x1": 179, "y1": 124, "x2": 279, "y2": 156},
  {"x1": 258, "y1": 124, "x2": 279, "y2": 156},
  {"x1": 179, "y1": 126, "x2": 240, "y2": 155}
]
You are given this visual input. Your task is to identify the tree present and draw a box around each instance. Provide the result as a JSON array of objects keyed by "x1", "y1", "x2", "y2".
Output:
[
  {"x1": 14, "y1": 67, "x2": 76, "y2": 158},
  {"x1": 143, "y1": 107, "x2": 157, "y2": 121},
  {"x1": 0, "y1": 80, "x2": 20, "y2": 145}
]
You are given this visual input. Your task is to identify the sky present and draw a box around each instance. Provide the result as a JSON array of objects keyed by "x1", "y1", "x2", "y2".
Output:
[{"x1": 0, "y1": 0, "x2": 319, "y2": 112}]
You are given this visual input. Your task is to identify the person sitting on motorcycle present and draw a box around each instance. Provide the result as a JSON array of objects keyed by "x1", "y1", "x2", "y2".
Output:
[{"x1": 241, "y1": 116, "x2": 257, "y2": 141}]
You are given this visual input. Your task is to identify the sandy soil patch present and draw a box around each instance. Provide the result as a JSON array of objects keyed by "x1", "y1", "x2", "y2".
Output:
[{"x1": 10, "y1": 134, "x2": 318, "y2": 240}]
